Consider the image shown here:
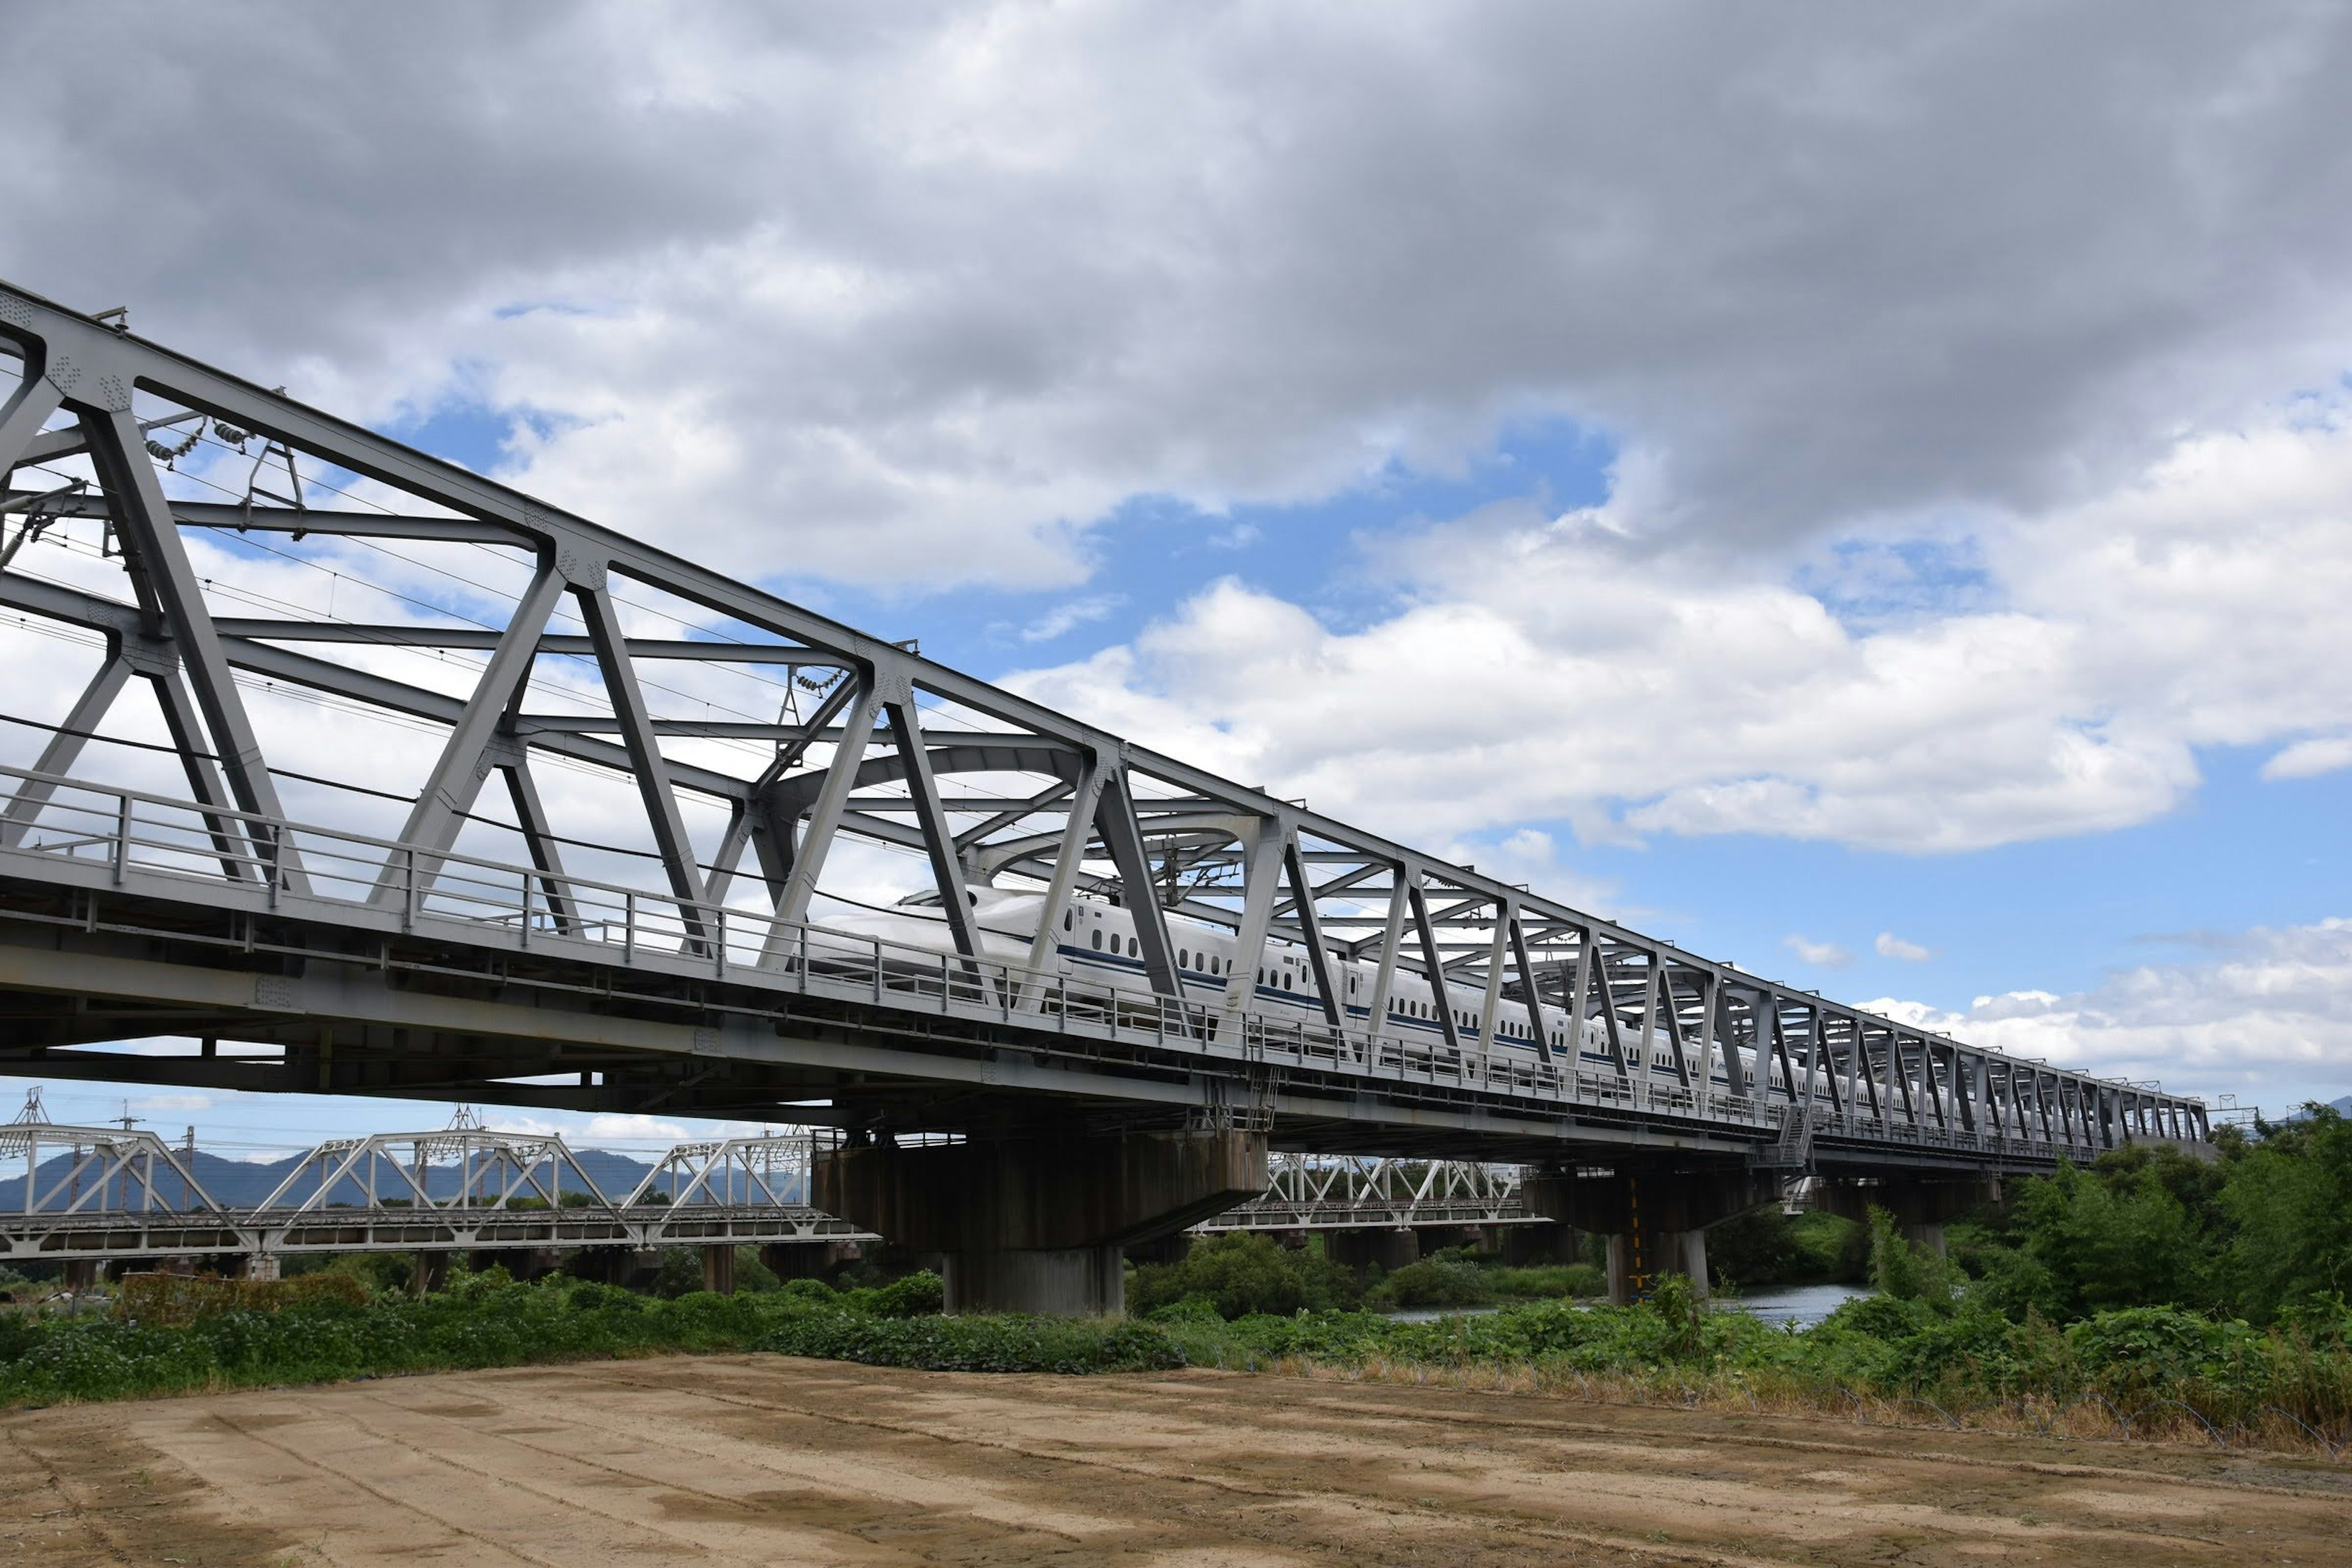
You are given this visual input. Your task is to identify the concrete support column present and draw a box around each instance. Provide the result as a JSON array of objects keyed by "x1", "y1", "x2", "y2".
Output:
[
  {"x1": 1414, "y1": 1224, "x2": 1480, "y2": 1256},
  {"x1": 1497, "y1": 1221, "x2": 1569, "y2": 1267},
  {"x1": 815, "y1": 1125, "x2": 1267, "y2": 1316},
  {"x1": 61, "y1": 1259, "x2": 99, "y2": 1293},
  {"x1": 1601, "y1": 1230, "x2": 1709, "y2": 1304},
  {"x1": 1524, "y1": 1161, "x2": 1778, "y2": 1305},
  {"x1": 701, "y1": 1244, "x2": 736, "y2": 1295},
  {"x1": 951, "y1": 1245, "x2": 1125, "y2": 1315},
  {"x1": 243, "y1": 1253, "x2": 280, "y2": 1282},
  {"x1": 1324, "y1": 1227, "x2": 1419, "y2": 1273},
  {"x1": 412, "y1": 1250, "x2": 450, "y2": 1295},
  {"x1": 1901, "y1": 1220, "x2": 1947, "y2": 1257}
]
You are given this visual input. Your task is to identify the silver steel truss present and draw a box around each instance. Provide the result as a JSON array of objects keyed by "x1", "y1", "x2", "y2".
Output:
[
  {"x1": 0, "y1": 1115, "x2": 872, "y2": 1267},
  {"x1": 1195, "y1": 1153, "x2": 1532, "y2": 1231},
  {"x1": 0, "y1": 279, "x2": 2207, "y2": 1170},
  {"x1": 2, "y1": 1102, "x2": 227, "y2": 1225},
  {"x1": 0, "y1": 1112, "x2": 1515, "y2": 1264},
  {"x1": 625, "y1": 1133, "x2": 809, "y2": 1207}
]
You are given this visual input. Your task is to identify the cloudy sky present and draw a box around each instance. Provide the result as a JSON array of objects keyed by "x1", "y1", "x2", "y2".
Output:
[{"x1": 5, "y1": 1, "x2": 2351, "y2": 1151}]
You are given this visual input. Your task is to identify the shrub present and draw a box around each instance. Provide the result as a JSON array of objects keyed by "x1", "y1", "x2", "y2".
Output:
[
  {"x1": 759, "y1": 1313, "x2": 1185, "y2": 1374},
  {"x1": 1130, "y1": 1234, "x2": 1307, "y2": 1320},
  {"x1": 1483, "y1": 1263, "x2": 1604, "y2": 1300},
  {"x1": 1371, "y1": 1259, "x2": 1493, "y2": 1310}
]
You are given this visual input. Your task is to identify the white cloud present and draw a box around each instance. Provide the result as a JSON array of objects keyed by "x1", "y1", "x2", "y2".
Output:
[
  {"x1": 5, "y1": 7, "x2": 2352, "y2": 590},
  {"x1": 1862, "y1": 918, "x2": 2352, "y2": 1111},
  {"x1": 1875, "y1": 932, "x2": 1933, "y2": 962},
  {"x1": 2261, "y1": 735, "x2": 2352, "y2": 780},
  {"x1": 581, "y1": 1113, "x2": 695, "y2": 1144},
  {"x1": 1014, "y1": 408, "x2": 2352, "y2": 853},
  {"x1": 129, "y1": 1093, "x2": 214, "y2": 1115},
  {"x1": 1785, "y1": 935, "x2": 1853, "y2": 968},
  {"x1": 1012, "y1": 594, "x2": 1126, "y2": 644}
]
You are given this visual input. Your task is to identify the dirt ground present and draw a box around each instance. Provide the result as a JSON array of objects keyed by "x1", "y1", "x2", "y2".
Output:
[{"x1": 4, "y1": 1357, "x2": 2348, "y2": 1567}]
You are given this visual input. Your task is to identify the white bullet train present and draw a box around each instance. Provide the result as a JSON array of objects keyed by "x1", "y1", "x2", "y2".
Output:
[{"x1": 820, "y1": 888, "x2": 1817, "y2": 1096}]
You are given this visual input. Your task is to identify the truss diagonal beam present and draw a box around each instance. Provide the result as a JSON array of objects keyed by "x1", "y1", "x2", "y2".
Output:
[
  {"x1": 1096, "y1": 765, "x2": 1181, "y2": 999},
  {"x1": 883, "y1": 689, "x2": 981, "y2": 963},
  {"x1": 370, "y1": 557, "x2": 565, "y2": 904},
  {"x1": 88, "y1": 408, "x2": 307, "y2": 893},
  {"x1": 0, "y1": 652, "x2": 130, "y2": 848},
  {"x1": 576, "y1": 576, "x2": 709, "y2": 935}
]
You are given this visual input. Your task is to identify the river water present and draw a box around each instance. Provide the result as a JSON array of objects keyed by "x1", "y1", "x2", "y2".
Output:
[
  {"x1": 1714, "y1": 1282, "x2": 1870, "y2": 1327},
  {"x1": 1388, "y1": 1281, "x2": 1869, "y2": 1327}
]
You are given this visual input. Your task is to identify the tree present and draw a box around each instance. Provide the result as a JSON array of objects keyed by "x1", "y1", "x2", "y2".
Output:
[{"x1": 2221, "y1": 1105, "x2": 2352, "y2": 1322}]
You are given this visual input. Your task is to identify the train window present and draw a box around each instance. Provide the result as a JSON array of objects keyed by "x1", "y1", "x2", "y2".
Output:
[
  {"x1": 1090, "y1": 930, "x2": 1102, "y2": 950},
  {"x1": 1178, "y1": 948, "x2": 1189, "y2": 968},
  {"x1": 1129, "y1": 937, "x2": 1139, "y2": 957},
  {"x1": 1063, "y1": 910, "x2": 1074, "y2": 932}
]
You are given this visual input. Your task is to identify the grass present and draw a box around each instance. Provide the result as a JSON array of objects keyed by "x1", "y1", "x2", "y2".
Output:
[{"x1": 5, "y1": 1266, "x2": 2346, "y2": 1457}]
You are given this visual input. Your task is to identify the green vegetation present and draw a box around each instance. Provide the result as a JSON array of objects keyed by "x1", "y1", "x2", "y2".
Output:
[
  {"x1": 1129, "y1": 1232, "x2": 1607, "y2": 1319},
  {"x1": 1130, "y1": 1233, "x2": 1366, "y2": 1317},
  {"x1": 0, "y1": 1265, "x2": 1174, "y2": 1406},
  {"x1": 1951, "y1": 1114, "x2": 2352, "y2": 1325}
]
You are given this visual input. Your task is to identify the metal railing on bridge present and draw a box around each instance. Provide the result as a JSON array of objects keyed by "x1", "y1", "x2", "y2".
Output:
[{"x1": 0, "y1": 761, "x2": 2171, "y2": 1169}]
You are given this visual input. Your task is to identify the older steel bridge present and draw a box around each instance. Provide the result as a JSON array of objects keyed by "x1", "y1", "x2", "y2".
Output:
[
  {"x1": 0, "y1": 277, "x2": 2204, "y2": 1218},
  {"x1": 1, "y1": 1107, "x2": 1520, "y2": 1278}
]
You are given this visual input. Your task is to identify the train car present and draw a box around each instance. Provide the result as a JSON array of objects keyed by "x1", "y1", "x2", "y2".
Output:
[{"x1": 813, "y1": 888, "x2": 1837, "y2": 1098}]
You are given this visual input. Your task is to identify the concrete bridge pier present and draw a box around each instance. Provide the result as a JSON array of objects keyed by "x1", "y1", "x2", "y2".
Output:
[
  {"x1": 1496, "y1": 1221, "x2": 1569, "y2": 1267},
  {"x1": 1815, "y1": 1176, "x2": 2000, "y2": 1256},
  {"x1": 815, "y1": 1125, "x2": 1267, "y2": 1316},
  {"x1": 412, "y1": 1250, "x2": 450, "y2": 1295},
  {"x1": 701, "y1": 1244, "x2": 736, "y2": 1295},
  {"x1": 1324, "y1": 1227, "x2": 1419, "y2": 1274},
  {"x1": 1521, "y1": 1163, "x2": 1784, "y2": 1305}
]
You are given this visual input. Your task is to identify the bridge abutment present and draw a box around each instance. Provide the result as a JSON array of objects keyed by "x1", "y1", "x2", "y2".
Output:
[
  {"x1": 1523, "y1": 1163, "x2": 1784, "y2": 1305},
  {"x1": 815, "y1": 1126, "x2": 1267, "y2": 1315}
]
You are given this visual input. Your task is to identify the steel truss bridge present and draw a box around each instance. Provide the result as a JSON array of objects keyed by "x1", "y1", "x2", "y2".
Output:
[
  {"x1": 1, "y1": 1117, "x2": 1521, "y2": 1270},
  {"x1": 0, "y1": 278, "x2": 2206, "y2": 1181},
  {"x1": 1193, "y1": 1153, "x2": 1531, "y2": 1232},
  {"x1": 0, "y1": 1117, "x2": 873, "y2": 1272}
]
